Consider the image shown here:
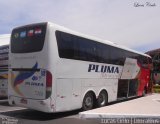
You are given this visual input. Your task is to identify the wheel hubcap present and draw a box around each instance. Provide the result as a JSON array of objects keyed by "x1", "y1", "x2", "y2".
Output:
[{"x1": 85, "y1": 97, "x2": 92, "y2": 107}]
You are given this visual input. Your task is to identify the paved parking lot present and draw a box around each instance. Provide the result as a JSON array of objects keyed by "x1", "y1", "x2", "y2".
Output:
[
  {"x1": 0, "y1": 94, "x2": 160, "y2": 124},
  {"x1": 0, "y1": 99, "x2": 26, "y2": 113},
  {"x1": 79, "y1": 94, "x2": 160, "y2": 119},
  {"x1": 0, "y1": 99, "x2": 95, "y2": 124}
]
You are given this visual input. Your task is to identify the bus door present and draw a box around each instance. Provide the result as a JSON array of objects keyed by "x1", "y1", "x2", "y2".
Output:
[{"x1": 118, "y1": 58, "x2": 140, "y2": 98}]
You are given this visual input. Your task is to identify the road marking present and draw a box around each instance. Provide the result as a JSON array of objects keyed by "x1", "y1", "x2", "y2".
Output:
[{"x1": 0, "y1": 106, "x2": 27, "y2": 113}]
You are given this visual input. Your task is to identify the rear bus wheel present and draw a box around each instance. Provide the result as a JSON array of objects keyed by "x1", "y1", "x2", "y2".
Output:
[{"x1": 82, "y1": 92, "x2": 94, "y2": 111}]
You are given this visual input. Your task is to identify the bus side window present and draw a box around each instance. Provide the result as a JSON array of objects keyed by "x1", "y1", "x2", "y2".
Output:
[
  {"x1": 110, "y1": 47, "x2": 125, "y2": 65},
  {"x1": 96, "y1": 43, "x2": 110, "y2": 64},
  {"x1": 77, "y1": 38, "x2": 89, "y2": 61},
  {"x1": 58, "y1": 32, "x2": 74, "y2": 59}
]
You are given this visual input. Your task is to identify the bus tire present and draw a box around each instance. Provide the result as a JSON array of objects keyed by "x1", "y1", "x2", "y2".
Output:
[
  {"x1": 97, "y1": 90, "x2": 108, "y2": 107},
  {"x1": 82, "y1": 92, "x2": 95, "y2": 111}
]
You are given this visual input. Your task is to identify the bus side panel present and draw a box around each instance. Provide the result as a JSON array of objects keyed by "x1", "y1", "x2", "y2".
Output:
[
  {"x1": 55, "y1": 78, "x2": 118, "y2": 112},
  {"x1": 72, "y1": 79, "x2": 82, "y2": 109},
  {"x1": 56, "y1": 79, "x2": 73, "y2": 111},
  {"x1": 105, "y1": 79, "x2": 118, "y2": 102},
  {"x1": 55, "y1": 79, "x2": 82, "y2": 112},
  {"x1": 81, "y1": 79, "x2": 118, "y2": 103}
]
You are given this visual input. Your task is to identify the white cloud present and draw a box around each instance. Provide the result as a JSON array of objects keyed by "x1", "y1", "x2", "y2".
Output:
[{"x1": 0, "y1": 0, "x2": 160, "y2": 52}]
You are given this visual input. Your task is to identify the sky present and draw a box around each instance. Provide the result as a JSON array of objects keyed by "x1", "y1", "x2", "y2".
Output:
[{"x1": 0, "y1": 0, "x2": 160, "y2": 53}]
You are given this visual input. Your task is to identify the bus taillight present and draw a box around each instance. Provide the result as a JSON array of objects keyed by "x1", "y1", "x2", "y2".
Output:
[
  {"x1": 46, "y1": 71, "x2": 52, "y2": 87},
  {"x1": 46, "y1": 70, "x2": 52, "y2": 99}
]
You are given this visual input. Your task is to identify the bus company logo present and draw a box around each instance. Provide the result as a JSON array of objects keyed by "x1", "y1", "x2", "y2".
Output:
[
  {"x1": 13, "y1": 62, "x2": 38, "y2": 96},
  {"x1": 88, "y1": 64, "x2": 119, "y2": 74},
  {"x1": 25, "y1": 82, "x2": 44, "y2": 87},
  {"x1": 32, "y1": 75, "x2": 38, "y2": 81}
]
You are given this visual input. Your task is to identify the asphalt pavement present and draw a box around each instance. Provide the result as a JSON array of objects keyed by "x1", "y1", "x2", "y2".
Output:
[
  {"x1": 0, "y1": 99, "x2": 96, "y2": 124},
  {"x1": 0, "y1": 94, "x2": 160, "y2": 124}
]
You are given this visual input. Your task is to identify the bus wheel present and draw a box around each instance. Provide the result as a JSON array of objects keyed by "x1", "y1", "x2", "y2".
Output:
[
  {"x1": 97, "y1": 90, "x2": 108, "y2": 107},
  {"x1": 82, "y1": 92, "x2": 95, "y2": 111}
]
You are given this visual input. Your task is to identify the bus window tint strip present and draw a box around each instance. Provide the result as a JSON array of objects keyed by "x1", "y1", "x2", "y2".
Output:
[{"x1": 56, "y1": 31, "x2": 149, "y2": 66}]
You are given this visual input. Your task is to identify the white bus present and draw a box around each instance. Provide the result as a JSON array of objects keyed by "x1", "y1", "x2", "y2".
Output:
[
  {"x1": 0, "y1": 34, "x2": 10, "y2": 98},
  {"x1": 8, "y1": 22, "x2": 151, "y2": 112}
]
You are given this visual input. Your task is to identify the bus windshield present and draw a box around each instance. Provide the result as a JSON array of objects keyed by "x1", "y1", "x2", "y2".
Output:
[{"x1": 11, "y1": 23, "x2": 47, "y2": 53}]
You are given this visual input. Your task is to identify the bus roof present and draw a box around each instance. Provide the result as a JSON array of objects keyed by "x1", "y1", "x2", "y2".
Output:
[
  {"x1": 0, "y1": 34, "x2": 10, "y2": 46},
  {"x1": 12, "y1": 22, "x2": 150, "y2": 58}
]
